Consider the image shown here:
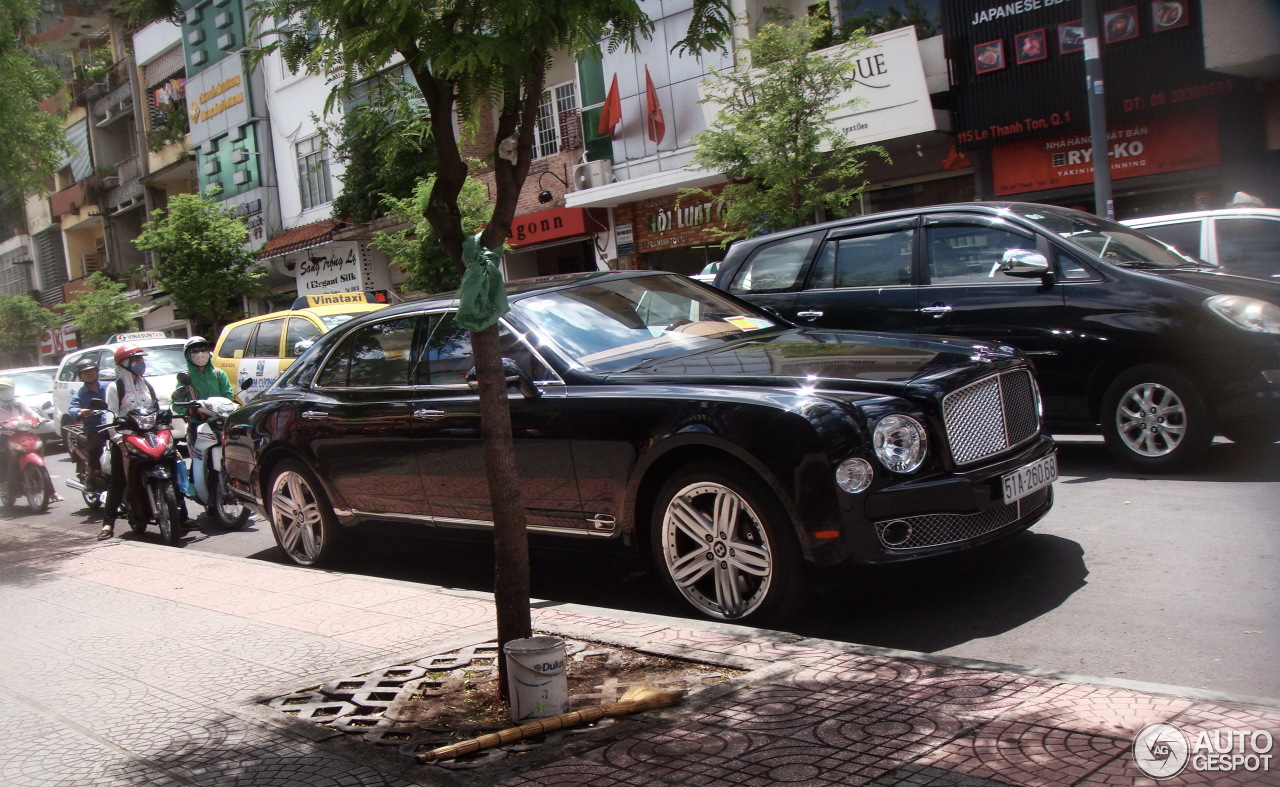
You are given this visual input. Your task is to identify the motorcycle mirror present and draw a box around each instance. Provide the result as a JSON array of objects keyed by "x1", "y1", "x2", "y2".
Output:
[
  {"x1": 88, "y1": 398, "x2": 107, "y2": 409},
  {"x1": 240, "y1": 377, "x2": 253, "y2": 391},
  {"x1": 177, "y1": 371, "x2": 191, "y2": 386}
]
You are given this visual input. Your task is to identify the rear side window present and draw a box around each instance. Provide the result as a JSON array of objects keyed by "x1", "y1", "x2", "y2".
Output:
[
  {"x1": 248, "y1": 318, "x2": 284, "y2": 358},
  {"x1": 808, "y1": 230, "x2": 913, "y2": 289},
  {"x1": 728, "y1": 233, "x2": 820, "y2": 294},
  {"x1": 926, "y1": 225, "x2": 1037, "y2": 284},
  {"x1": 219, "y1": 323, "x2": 253, "y2": 359},
  {"x1": 1137, "y1": 221, "x2": 1202, "y2": 259},
  {"x1": 59, "y1": 352, "x2": 90, "y2": 381},
  {"x1": 285, "y1": 317, "x2": 322, "y2": 358},
  {"x1": 1216, "y1": 218, "x2": 1280, "y2": 277},
  {"x1": 316, "y1": 317, "x2": 419, "y2": 387}
]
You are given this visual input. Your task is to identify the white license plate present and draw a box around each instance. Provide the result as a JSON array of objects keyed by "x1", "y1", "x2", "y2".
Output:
[{"x1": 1001, "y1": 452, "x2": 1058, "y2": 504}]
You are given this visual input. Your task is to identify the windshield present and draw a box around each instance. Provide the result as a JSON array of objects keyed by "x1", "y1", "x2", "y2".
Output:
[
  {"x1": 513, "y1": 274, "x2": 781, "y2": 373},
  {"x1": 319, "y1": 312, "x2": 369, "y2": 330},
  {"x1": 10, "y1": 371, "x2": 54, "y2": 396},
  {"x1": 1008, "y1": 205, "x2": 1208, "y2": 269},
  {"x1": 140, "y1": 346, "x2": 188, "y2": 375}
]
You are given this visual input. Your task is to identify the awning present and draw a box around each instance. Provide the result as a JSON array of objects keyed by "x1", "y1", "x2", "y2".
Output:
[
  {"x1": 257, "y1": 218, "x2": 347, "y2": 260},
  {"x1": 565, "y1": 168, "x2": 726, "y2": 209}
]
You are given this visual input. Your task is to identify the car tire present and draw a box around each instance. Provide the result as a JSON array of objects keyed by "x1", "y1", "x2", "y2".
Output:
[
  {"x1": 1101, "y1": 364, "x2": 1211, "y2": 472},
  {"x1": 650, "y1": 461, "x2": 806, "y2": 624},
  {"x1": 267, "y1": 459, "x2": 341, "y2": 567}
]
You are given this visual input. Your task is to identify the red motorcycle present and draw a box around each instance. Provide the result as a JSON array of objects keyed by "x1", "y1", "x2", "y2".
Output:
[
  {"x1": 1, "y1": 415, "x2": 53, "y2": 512},
  {"x1": 97, "y1": 399, "x2": 186, "y2": 544}
]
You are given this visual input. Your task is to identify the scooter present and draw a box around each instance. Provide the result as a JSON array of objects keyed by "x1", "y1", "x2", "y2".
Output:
[
  {"x1": 64, "y1": 419, "x2": 109, "y2": 509},
  {"x1": 92, "y1": 397, "x2": 187, "y2": 544},
  {"x1": 177, "y1": 372, "x2": 250, "y2": 529},
  {"x1": 0, "y1": 415, "x2": 52, "y2": 512}
]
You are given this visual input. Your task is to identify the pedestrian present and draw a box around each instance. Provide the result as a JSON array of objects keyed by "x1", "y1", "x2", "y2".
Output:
[
  {"x1": 68, "y1": 359, "x2": 109, "y2": 476},
  {"x1": 0, "y1": 377, "x2": 63, "y2": 503}
]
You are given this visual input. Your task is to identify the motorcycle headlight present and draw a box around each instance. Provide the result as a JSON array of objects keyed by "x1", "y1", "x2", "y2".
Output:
[
  {"x1": 873, "y1": 414, "x2": 928, "y2": 474},
  {"x1": 1206, "y1": 295, "x2": 1280, "y2": 334},
  {"x1": 132, "y1": 412, "x2": 157, "y2": 431}
]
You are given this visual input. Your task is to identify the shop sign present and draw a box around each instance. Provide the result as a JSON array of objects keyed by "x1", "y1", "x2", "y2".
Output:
[
  {"x1": 507, "y1": 207, "x2": 609, "y2": 248},
  {"x1": 294, "y1": 241, "x2": 390, "y2": 295},
  {"x1": 183, "y1": 55, "x2": 251, "y2": 144},
  {"x1": 633, "y1": 190, "x2": 730, "y2": 252},
  {"x1": 990, "y1": 110, "x2": 1219, "y2": 196},
  {"x1": 40, "y1": 325, "x2": 78, "y2": 356},
  {"x1": 700, "y1": 27, "x2": 935, "y2": 148},
  {"x1": 615, "y1": 223, "x2": 635, "y2": 255}
]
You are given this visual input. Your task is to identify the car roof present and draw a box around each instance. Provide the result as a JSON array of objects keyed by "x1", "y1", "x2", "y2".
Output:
[
  {"x1": 219, "y1": 302, "x2": 388, "y2": 334},
  {"x1": 1123, "y1": 208, "x2": 1280, "y2": 225},
  {"x1": 0, "y1": 366, "x2": 57, "y2": 374},
  {"x1": 57, "y1": 338, "x2": 185, "y2": 368}
]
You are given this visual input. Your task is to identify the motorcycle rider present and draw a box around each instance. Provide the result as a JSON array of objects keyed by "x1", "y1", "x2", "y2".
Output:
[
  {"x1": 68, "y1": 359, "x2": 109, "y2": 479},
  {"x1": 170, "y1": 336, "x2": 235, "y2": 497},
  {"x1": 98, "y1": 345, "x2": 188, "y2": 540},
  {"x1": 0, "y1": 377, "x2": 62, "y2": 503}
]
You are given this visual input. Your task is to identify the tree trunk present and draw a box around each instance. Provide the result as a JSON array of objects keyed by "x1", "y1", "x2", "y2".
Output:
[{"x1": 470, "y1": 323, "x2": 532, "y2": 702}]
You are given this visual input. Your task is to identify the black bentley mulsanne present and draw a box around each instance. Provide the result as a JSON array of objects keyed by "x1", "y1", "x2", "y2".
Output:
[{"x1": 223, "y1": 271, "x2": 1057, "y2": 623}]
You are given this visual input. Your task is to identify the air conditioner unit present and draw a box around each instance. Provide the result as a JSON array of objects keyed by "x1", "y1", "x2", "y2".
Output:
[
  {"x1": 81, "y1": 252, "x2": 100, "y2": 274},
  {"x1": 573, "y1": 159, "x2": 613, "y2": 191}
]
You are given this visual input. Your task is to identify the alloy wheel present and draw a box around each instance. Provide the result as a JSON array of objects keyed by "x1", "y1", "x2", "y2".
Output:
[
  {"x1": 1114, "y1": 381, "x2": 1187, "y2": 457},
  {"x1": 270, "y1": 470, "x2": 325, "y2": 565},
  {"x1": 658, "y1": 481, "x2": 773, "y2": 620}
]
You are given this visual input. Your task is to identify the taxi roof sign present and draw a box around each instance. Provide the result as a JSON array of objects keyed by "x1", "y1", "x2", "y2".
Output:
[
  {"x1": 290, "y1": 290, "x2": 392, "y2": 310},
  {"x1": 105, "y1": 331, "x2": 169, "y2": 343}
]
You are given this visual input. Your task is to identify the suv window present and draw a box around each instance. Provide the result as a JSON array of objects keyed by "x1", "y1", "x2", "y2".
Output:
[
  {"x1": 926, "y1": 225, "x2": 1037, "y2": 284},
  {"x1": 220, "y1": 323, "x2": 254, "y2": 359},
  {"x1": 1217, "y1": 218, "x2": 1280, "y2": 278},
  {"x1": 1136, "y1": 220, "x2": 1201, "y2": 259},
  {"x1": 248, "y1": 318, "x2": 284, "y2": 358},
  {"x1": 285, "y1": 317, "x2": 322, "y2": 358},
  {"x1": 317, "y1": 316, "x2": 419, "y2": 388},
  {"x1": 729, "y1": 233, "x2": 821, "y2": 293},
  {"x1": 809, "y1": 230, "x2": 913, "y2": 289}
]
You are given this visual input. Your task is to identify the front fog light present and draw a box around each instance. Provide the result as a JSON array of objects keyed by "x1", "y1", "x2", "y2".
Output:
[
  {"x1": 835, "y1": 457, "x2": 874, "y2": 494},
  {"x1": 873, "y1": 414, "x2": 927, "y2": 473}
]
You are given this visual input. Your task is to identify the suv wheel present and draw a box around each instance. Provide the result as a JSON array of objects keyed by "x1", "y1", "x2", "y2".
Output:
[{"x1": 1101, "y1": 364, "x2": 1211, "y2": 472}]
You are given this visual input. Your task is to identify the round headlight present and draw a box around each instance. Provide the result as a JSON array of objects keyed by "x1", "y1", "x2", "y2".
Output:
[
  {"x1": 873, "y1": 414, "x2": 927, "y2": 473},
  {"x1": 835, "y1": 457, "x2": 874, "y2": 494}
]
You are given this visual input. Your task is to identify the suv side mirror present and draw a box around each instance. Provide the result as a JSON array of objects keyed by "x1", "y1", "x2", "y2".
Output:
[{"x1": 1000, "y1": 249, "x2": 1051, "y2": 278}]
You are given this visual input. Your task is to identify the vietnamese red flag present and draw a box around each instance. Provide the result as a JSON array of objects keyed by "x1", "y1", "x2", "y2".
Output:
[
  {"x1": 644, "y1": 65, "x2": 665, "y2": 144},
  {"x1": 597, "y1": 73, "x2": 622, "y2": 137}
]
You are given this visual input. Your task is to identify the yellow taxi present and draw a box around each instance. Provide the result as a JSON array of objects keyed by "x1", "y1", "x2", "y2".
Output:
[{"x1": 213, "y1": 291, "x2": 391, "y2": 400}]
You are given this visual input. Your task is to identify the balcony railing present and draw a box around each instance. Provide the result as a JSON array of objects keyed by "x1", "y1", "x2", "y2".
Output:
[{"x1": 50, "y1": 176, "x2": 102, "y2": 218}]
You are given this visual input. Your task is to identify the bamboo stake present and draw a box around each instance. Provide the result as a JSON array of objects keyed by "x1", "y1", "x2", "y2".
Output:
[{"x1": 416, "y1": 684, "x2": 685, "y2": 764}]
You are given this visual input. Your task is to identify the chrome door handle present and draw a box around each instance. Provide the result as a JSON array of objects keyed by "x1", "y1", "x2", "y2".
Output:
[
  {"x1": 301, "y1": 410, "x2": 328, "y2": 421},
  {"x1": 413, "y1": 409, "x2": 446, "y2": 421},
  {"x1": 920, "y1": 305, "x2": 953, "y2": 317},
  {"x1": 796, "y1": 310, "x2": 824, "y2": 319}
]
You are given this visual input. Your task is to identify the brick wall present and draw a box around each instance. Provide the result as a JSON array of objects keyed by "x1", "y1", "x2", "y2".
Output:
[{"x1": 613, "y1": 183, "x2": 735, "y2": 270}]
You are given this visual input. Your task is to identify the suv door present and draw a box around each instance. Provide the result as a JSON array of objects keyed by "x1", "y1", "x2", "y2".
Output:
[
  {"x1": 918, "y1": 214, "x2": 1072, "y2": 416},
  {"x1": 785, "y1": 218, "x2": 919, "y2": 334}
]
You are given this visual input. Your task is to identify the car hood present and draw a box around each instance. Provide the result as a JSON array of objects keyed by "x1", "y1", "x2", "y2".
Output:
[
  {"x1": 1147, "y1": 268, "x2": 1280, "y2": 300},
  {"x1": 605, "y1": 329, "x2": 1019, "y2": 391}
]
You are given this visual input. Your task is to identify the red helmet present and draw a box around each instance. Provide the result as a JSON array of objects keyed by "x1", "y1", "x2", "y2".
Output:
[{"x1": 113, "y1": 344, "x2": 147, "y2": 365}]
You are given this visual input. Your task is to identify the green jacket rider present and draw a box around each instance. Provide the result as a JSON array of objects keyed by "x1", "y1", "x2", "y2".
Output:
[{"x1": 170, "y1": 335, "x2": 235, "y2": 422}]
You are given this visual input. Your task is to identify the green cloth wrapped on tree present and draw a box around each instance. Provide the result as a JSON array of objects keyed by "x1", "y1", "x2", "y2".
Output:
[{"x1": 455, "y1": 233, "x2": 509, "y2": 332}]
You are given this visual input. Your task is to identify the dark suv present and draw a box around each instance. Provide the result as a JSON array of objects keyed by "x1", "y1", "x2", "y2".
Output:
[{"x1": 714, "y1": 203, "x2": 1280, "y2": 472}]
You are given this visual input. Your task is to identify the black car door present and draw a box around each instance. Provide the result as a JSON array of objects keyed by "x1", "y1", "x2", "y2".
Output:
[
  {"x1": 302, "y1": 314, "x2": 430, "y2": 516},
  {"x1": 410, "y1": 311, "x2": 586, "y2": 531},
  {"x1": 784, "y1": 218, "x2": 921, "y2": 334},
  {"x1": 916, "y1": 214, "x2": 1071, "y2": 416}
]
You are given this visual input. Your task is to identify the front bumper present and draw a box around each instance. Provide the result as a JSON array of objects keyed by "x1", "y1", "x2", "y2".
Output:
[{"x1": 816, "y1": 435, "x2": 1057, "y2": 566}]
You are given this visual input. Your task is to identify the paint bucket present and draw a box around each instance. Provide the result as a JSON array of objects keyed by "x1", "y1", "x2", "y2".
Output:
[{"x1": 503, "y1": 635, "x2": 568, "y2": 723}]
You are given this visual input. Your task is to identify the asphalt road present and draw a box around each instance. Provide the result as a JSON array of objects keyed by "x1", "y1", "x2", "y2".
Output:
[{"x1": 22, "y1": 434, "x2": 1280, "y2": 701}]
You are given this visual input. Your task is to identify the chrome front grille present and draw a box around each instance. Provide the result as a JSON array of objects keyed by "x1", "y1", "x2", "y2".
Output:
[
  {"x1": 875, "y1": 487, "x2": 1051, "y2": 550},
  {"x1": 943, "y1": 369, "x2": 1041, "y2": 466}
]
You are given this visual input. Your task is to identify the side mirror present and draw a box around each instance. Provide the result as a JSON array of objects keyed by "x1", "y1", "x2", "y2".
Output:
[
  {"x1": 99, "y1": 369, "x2": 117, "y2": 382},
  {"x1": 1000, "y1": 249, "x2": 1051, "y2": 278},
  {"x1": 177, "y1": 371, "x2": 191, "y2": 386},
  {"x1": 465, "y1": 358, "x2": 542, "y2": 399},
  {"x1": 240, "y1": 377, "x2": 254, "y2": 391},
  {"x1": 88, "y1": 397, "x2": 108, "y2": 409}
]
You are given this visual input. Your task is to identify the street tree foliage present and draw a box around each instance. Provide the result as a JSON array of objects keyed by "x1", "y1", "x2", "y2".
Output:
[
  {"x1": 371, "y1": 173, "x2": 491, "y2": 296},
  {"x1": 56, "y1": 272, "x2": 136, "y2": 345},
  {"x1": 688, "y1": 10, "x2": 888, "y2": 242},
  {"x1": 329, "y1": 81, "x2": 439, "y2": 224},
  {"x1": 0, "y1": 0, "x2": 72, "y2": 195},
  {"x1": 0, "y1": 292, "x2": 57, "y2": 361},
  {"x1": 249, "y1": 0, "x2": 732, "y2": 692},
  {"x1": 133, "y1": 191, "x2": 264, "y2": 336}
]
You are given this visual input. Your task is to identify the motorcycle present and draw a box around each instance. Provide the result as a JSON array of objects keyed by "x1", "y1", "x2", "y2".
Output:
[
  {"x1": 177, "y1": 372, "x2": 250, "y2": 529},
  {"x1": 64, "y1": 420, "x2": 110, "y2": 509},
  {"x1": 91, "y1": 397, "x2": 187, "y2": 544},
  {"x1": 0, "y1": 415, "x2": 53, "y2": 512}
]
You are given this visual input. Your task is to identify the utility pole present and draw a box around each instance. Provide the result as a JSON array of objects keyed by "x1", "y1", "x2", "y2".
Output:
[{"x1": 1081, "y1": 0, "x2": 1114, "y2": 219}]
